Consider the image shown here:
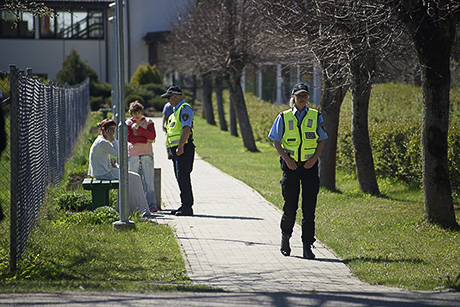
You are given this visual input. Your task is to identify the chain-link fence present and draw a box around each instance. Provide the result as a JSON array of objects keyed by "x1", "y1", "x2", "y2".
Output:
[
  {"x1": 0, "y1": 70, "x2": 10, "y2": 226},
  {"x1": 4, "y1": 65, "x2": 90, "y2": 272}
]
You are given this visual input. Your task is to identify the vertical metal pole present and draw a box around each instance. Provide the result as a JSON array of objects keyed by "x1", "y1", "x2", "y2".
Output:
[
  {"x1": 108, "y1": 9, "x2": 119, "y2": 139},
  {"x1": 113, "y1": 0, "x2": 133, "y2": 228},
  {"x1": 9, "y1": 65, "x2": 18, "y2": 272}
]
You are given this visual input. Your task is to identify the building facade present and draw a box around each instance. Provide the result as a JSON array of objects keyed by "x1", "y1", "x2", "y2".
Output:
[
  {"x1": 0, "y1": 0, "x2": 320, "y2": 105},
  {"x1": 0, "y1": 0, "x2": 184, "y2": 83}
]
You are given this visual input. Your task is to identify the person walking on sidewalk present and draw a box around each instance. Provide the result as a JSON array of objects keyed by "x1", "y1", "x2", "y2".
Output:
[
  {"x1": 162, "y1": 86, "x2": 195, "y2": 216},
  {"x1": 126, "y1": 101, "x2": 158, "y2": 212},
  {"x1": 268, "y1": 83, "x2": 328, "y2": 259}
]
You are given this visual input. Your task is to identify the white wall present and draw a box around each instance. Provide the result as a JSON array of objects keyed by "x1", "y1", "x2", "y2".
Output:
[
  {"x1": 126, "y1": 0, "x2": 189, "y2": 78},
  {"x1": 1, "y1": 38, "x2": 107, "y2": 82}
]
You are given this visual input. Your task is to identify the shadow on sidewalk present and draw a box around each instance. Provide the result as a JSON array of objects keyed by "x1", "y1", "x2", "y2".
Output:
[{"x1": 156, "y1": 210, "x2": 264, "y2": 221}]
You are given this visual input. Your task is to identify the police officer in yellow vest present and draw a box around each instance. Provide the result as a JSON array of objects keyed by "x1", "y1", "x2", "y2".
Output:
[
  {"x1": 161, "y1": 86, "x2": 195, "y2": 216},
  {"x1": 268, "y1": 83, "x2": 327, "y2": 259}
]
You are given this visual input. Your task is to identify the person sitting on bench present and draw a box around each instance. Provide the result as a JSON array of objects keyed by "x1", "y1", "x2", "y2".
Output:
[{"x1": 88, "y1": 119, "x2": 150, "y2": 217}]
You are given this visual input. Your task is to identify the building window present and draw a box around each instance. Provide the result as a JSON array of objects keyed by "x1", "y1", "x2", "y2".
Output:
[
  {"x1": 88, "y1": 11, "x2": 103, "y2": 38},
  {"x1": 0, "y1": 10, "x2": 34, "y2": 38},
  {"x1": 40, "y1": 9, "x2": 104, "y2": 39}
]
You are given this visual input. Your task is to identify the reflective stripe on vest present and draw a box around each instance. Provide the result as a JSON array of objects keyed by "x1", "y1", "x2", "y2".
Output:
[
  {"x1": 166, "y1": 102, "x2": 193, "y2": 147},
  {"x1": 281, "y1": 108, "x2": 319, "y2": 162}
]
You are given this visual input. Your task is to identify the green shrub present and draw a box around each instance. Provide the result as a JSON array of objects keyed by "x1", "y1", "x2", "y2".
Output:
[
  {"x1": 182, "y1": 88, "x2": 195, "y2": 105},
  {"x1": 56, "y1": 192, "x2": 92, "y2": 212},
  {"x1": 130, "y1": 63, "x2": 162, "y2": 85},
  {"x1": 337, "y1": 100, "x2": 460, "y2": 200},
  {"x1": 125, "y1": 94, "x2": 145, "y2": 107},
  {"x1": 54, "y1": 206, "x2": 119, "y2": 226},
  {"x1": 448, "y1": 124, "x2": 460, "y2": 200},
  {"x1": 90, "y1": 96, "x2": 109, "y2": 111},
  {"x1": 90, "y1": 81, "x2": 112, "y2": 98},
  {"x1": 143, "y1": 83, "x2": 166, "y2": 96},
  {"x1": 148, "y1": 96, "x2": 167, "y2": 112},
  {"x1": 56, "y1": 49, "x2": 98, "y2": 85},
  {"x1": 0, "y1": 76, "x2": 9, "y2": 100},
  {"x1": 125, "y1": 84, "x2": 154, "y2": 108}
]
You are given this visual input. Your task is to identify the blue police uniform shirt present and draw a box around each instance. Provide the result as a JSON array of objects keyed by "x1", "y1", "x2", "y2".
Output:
[
  {"x1": 268, "y1": 106, "x2": 328, "y2": 143},
  {"x1": 173, "y1": 100, "x2": 194, "y2": 128},
  {"x1": 162, "y1": 102, "x2": 174, "y2": 119}
]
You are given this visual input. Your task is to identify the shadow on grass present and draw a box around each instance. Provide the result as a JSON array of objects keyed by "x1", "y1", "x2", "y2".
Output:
[{"x1": 343, "y1": 257, "x2": 425, "y2": 265}]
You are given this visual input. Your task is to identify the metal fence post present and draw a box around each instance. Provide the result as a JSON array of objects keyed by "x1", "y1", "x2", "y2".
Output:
[{"x1": 9, "y1": 65, "x2": 19, "y2": 272}]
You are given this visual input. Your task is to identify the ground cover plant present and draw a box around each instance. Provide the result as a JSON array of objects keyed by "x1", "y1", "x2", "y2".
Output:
[
  {"x1": 0, "y1": 112, "x2": 214, "y2": 292},
  {"x1": 197, "y1": 84, "x2": 460, "y2": 291}
]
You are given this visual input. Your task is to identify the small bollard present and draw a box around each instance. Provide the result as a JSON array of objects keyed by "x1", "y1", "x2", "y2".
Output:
[{"x1": 155, "y1": 168, "x2": 161, "y2": 210}]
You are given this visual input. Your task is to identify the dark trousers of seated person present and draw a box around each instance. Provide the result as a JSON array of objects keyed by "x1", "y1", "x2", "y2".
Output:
[
  {"x1": 280, "y1": 161, "x2": 319, "y2": 246},
  {"x1": 170, "y1": 142, "x2": 195, "y2": 211}
]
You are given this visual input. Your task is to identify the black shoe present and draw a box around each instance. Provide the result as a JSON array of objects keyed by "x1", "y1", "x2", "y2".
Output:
[
  {"x1": 175, "y1": 209, "x2": 193, "y2": 216},
  {"x1": 303, "y1": 245, "x2": 315, "y2": 259},
  {"x1": 280, "y1": 234, "x2": 291, "y2": 256},
  {"x1": 170, "y1": 207, "x2": 183, "y2": 215}
]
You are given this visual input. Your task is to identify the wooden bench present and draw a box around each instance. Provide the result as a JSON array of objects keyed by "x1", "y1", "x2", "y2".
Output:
[
  {"x1": 82, "y1": 178, "x2": 119, "y2": 210},
  {"x1": 99, "y1": 107, "x2": 112, "y2": 119}
]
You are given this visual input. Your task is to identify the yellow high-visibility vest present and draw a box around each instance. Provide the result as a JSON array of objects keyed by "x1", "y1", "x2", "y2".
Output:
[
  {"x1": 166, "y1": 102, "x2": 193, "y2": 147},
  {"x1": 281, "y1": 108, "x2": 319, "y2": 162}
]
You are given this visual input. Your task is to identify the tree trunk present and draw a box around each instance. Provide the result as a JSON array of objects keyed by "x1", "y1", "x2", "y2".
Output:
[
  {"x1": 416, "y1": 21, "x2": 457, "y2": 228},
  {"x1": 388, "y1": 0, "x2": 459, "y2": 228},
  {"x1": 215, "y1": 76, "x2": 228, "y2": 131},
  {"x1": 228, "y1": 74, "x2": 258, "y2": 152},
  {"x1": 201, "y1": 73, "x2": 216, "y2": 125},
  {"x1": 226, "y1": 76, "x2": 239, "y2": 137},
  {"x1": 350, "y1": 52, "x2": 380, "y2": 195},
  {"x1": 319, "y1": 73, "x2": 348, "y2": 190}
]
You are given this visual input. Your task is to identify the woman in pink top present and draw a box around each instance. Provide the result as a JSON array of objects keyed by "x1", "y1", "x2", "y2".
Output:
[{"x1": 126, "y1": 101, "x2": 158, "y2": 212}]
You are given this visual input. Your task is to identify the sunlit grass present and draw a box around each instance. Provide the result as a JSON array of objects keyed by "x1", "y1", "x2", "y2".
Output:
[
  {"x1": 0, "y1": 112, "x2": 216, "y2": 293},
  {"x1": 194, "y1": 92, "x2": 460, "y2": 290}
]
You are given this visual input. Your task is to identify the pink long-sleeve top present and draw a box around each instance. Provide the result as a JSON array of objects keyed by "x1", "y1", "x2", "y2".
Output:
[{"x1": 127, "y1": 116, "x2": 156, "y2": 156}]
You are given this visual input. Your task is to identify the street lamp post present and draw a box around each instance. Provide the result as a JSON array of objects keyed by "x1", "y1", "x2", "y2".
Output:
[{"x1": 112, "y1": 0, "x2": 134, "y2": 230}]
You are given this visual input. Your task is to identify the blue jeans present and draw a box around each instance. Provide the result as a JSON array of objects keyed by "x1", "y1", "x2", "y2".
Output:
[{"x1": 128, "y1": 154, "x2": 157, "y2": 207}]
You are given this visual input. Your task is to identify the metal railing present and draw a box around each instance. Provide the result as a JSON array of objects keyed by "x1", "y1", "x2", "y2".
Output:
[{"x1": 4, "y1": 65, "x2": 90, "y2": 271}]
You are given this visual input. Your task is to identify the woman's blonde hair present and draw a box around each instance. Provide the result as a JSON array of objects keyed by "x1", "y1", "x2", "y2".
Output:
[{"x1": 289, "y1": 97, "x2": 295, "y2": 108}]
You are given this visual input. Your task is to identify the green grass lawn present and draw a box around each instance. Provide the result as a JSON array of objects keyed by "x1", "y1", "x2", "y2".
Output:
[
  {"x1": 0, "y1": 112, "x2": 215, "y2": 293},
  {"x1": 1, "y1": 83, "x2": 459, "y2": 292},
  {"x1": 193, "y1": 113, "x2": 460, "y2": 291}
]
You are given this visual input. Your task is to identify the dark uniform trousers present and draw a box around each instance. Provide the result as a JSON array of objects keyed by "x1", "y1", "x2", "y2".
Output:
[
  {"x1": 280, "y1": 161, "x2": 319, "y2": 246},
  {"x1": 170, "y1": 142, "x2": 195, "y2": 210}
]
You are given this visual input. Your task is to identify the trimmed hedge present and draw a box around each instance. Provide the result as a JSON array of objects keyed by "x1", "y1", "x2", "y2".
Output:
[{"x1": 337, "y1": 115, "x2": 460, "y2": 200}]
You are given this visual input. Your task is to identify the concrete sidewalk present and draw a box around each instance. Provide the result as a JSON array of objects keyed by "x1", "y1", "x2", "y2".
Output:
[
  {"x1": 152, "y1": 116, "x2": 389, "y2": 293},
  {"x1": 149, "y1": 118, "x2": 457, "y2": 297}
]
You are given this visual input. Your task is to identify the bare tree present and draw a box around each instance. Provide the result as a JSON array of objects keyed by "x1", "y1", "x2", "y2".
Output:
[
  {"x1": 384, "y1": 0, "x2": 460, "y2": 228},
  {"x1": 166, "y1": 1, "x2": 219, "y2": 126},
  {"x1": 258, "y1": 1, "x2": 403, "y2": 193},
  {"x1": 167, "y1": 0, "x2": 271, "y2": 152}
]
